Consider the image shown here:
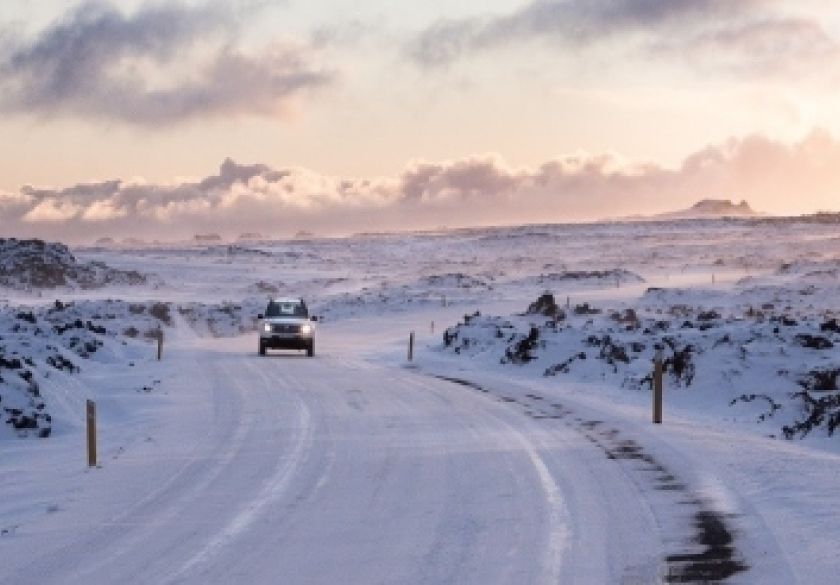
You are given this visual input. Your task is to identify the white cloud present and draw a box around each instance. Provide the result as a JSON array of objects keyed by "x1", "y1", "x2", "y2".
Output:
[
  {"x1": 81, "y1": 199, "x2": 128, "y2": 221},
  {"x1": 22, "y1": 199, "x2": 82, "y2": 222},
  {"x1": 4, "y1": 131, "x2": 840, "y2": 242}
]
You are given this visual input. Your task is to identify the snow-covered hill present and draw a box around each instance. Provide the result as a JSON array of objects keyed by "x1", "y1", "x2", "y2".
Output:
[{"x1": 0, "y1": 238, "x2": 149, "y2": 291}]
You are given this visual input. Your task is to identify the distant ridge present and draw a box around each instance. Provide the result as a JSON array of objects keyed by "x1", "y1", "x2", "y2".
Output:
[
  {"x1": 194, "y1": 233, "x2": 223, "y2": 243},
  {"x1": 663, "y1": 199, "x2": 757, "y2": 218},
  {"x1": 618, "y1": 199, "x2": 760, "y2": 222}
]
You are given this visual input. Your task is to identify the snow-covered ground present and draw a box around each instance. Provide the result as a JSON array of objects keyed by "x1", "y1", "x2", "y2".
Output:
[{"x1": 2, "y1": 217, "x2": 840, "y2": 583}]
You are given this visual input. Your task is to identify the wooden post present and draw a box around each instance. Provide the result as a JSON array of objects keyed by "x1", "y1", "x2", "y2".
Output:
[
  {"x1": 157, "y1": 329, "x2": 163, "y2": 361},
  {"x1": 566, "y1": 296, "x2": 570, "y2": 309},
  {"x1": 86, "y1": 399, "x2": 97, "y2": 467},
  {"x1": 653, "y1": 349, "x2": 663, "y2": 424},
  {"x1": 408, "y1": 331, "x2": 415, "y2": 362}
]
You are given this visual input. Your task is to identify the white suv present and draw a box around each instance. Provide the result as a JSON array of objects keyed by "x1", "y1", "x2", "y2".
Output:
[{"x1": 258, "y1": 298, "x2": 316, "y2": 357}]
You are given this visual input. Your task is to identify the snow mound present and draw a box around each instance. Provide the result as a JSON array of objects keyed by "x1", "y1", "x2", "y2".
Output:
[
  {"x1": 778, "y1": 258, "x2": 840, "y2": 281},
  {"x1": 419, "y1": 273, "x2": 492, "y2": 289},
  {"x1": 0, "y1": 300, "x2": 172, "y2": 439},
  {"x1": 505, "y1": 268, "x2": 645, "y2": 289},
  {"x1": 199, "y1": 245, "x2": 274, "y2": 259},
  {"x1": 0, "y1": 238, "x2": 148, "y2": 291},
  {"x1": 439, "y1": 292, "x2": 840, "y2": 441},
  {"x1": 535, "y1": 269, "x2": 644, "y2": 285}
]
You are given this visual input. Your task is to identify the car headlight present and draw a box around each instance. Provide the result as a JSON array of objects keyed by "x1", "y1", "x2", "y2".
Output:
[
  {"x1": 263, "y1": 323, "x2": 272, "y2": 332},
  {"x1": 300, "y1": 324, "x2": 312, "y2": 335}
]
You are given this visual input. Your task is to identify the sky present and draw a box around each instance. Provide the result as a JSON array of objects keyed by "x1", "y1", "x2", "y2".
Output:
[{"x1": 1, "y1": 0, "x2": 840, "y2": 242}]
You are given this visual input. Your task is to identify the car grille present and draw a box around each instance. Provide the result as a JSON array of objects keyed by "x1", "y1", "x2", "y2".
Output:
[{"x1": 272, "y1": 323, "x2": 301, "y2": 334}]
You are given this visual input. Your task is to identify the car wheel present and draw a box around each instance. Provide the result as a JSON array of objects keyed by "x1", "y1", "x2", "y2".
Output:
[
  {"x1": 307, "y1": 342, "x2": 314, "y2": 357},
  {"x1": 259, "y1": 342, "x2": 266, "y2": 356}
]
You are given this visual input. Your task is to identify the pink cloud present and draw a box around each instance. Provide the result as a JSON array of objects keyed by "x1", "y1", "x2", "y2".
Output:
[{"x1": 2, "y1": 131, "x2": 839, "y2": 242}]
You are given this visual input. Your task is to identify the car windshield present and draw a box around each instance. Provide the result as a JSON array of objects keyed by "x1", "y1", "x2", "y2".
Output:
[{"x1": 265, "y1": 301, "x2": 308, "y2": 318}]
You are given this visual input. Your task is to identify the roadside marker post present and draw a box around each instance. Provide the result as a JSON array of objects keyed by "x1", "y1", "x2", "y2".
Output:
[
  {"x1": 86, "y1": 399, "x2": 97, "y2": 467},
  {"x1": 157, "y1": 329, "x2": 163, "y2": 361},
  {"x1": 431, "y1": 321, "x2": 435, "y2": 334},
  {"x1": 653, "y1": 349, "x2": 663, "y2": 424},
  {"x1": 408, "y1": 331, "x2": 415, "y2": 362}
]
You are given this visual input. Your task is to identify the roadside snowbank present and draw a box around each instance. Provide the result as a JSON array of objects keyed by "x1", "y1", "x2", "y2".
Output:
[
  {"x1": 0, "y1": 300, "x2": 172, "y2": 439},
  {"x1": 439, "y1": 292, "x2": 840, "y2": 443}
]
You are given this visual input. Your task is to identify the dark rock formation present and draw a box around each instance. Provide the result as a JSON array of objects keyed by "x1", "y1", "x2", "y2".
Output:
[{"x1": 0, "y1": 238, "x2": 147, "y2": 290}]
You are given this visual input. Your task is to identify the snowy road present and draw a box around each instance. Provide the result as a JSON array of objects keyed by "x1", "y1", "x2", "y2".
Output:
[
  {"x1": 1, "y1": 330, "x2": 674, "y2": 584},
  {"x1": 3, "y1": 323, "x2": 819, "y2": 584}
]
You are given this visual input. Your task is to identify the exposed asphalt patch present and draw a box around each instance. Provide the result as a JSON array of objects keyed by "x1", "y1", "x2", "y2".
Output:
[
  {"x1": 430, "y1": 374, "x2": 749, "y2": 584},
  {"x1": 665, "y1": 511, "x2": 749, "y2": 583},
  {"x1": 432, "y1": 376, "x2": 489, "y2": 393}
]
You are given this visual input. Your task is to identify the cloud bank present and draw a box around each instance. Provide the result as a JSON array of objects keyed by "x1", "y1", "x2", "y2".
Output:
[
  {"x1": 409, "y1": 0, "x2": 839, "y2": 78},
  {"x1": 0, "y1": 1, "x2": 332, "y2": 124},
  {"x1": 2, "y1": 131, "x2": 839, "y2": 242}
]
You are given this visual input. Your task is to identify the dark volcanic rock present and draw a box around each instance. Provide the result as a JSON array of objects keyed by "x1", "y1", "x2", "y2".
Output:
[
  {"x1": 503, "y1": 327, "x2": 540, "y2": 364},
  {"x1": 536, "y1": 269, "x2": 644, "y2": 285},
  {"x1": 573, "y1": 303, "x2": 601, "y2": 315},
  {"x1": 795, "y1": 334, "x2": 834, "y2": 350},
  {"x1": 696, "y1": 310, "x2": 721, "y2": 322},
  {"x1": 149, "y1": 303, "x2": 172, "y2": 326},
  {"x1": 526, "y1": 293, "x2": 562, "y2": 318},
  {"x1": 820, "y1": 319, "x2": 840, "y2": 333},
  {"x1": 798, "y1": 368, "x2": 840, "y2": 392},
  {"x1": 662, "y1": 341, "x2": 696, "y2": 386},
  {"x1": 0, "y1": 238, "x2": 147, "y2": 290},
  {"x1": 783, "y1": 389, "x2": 840, "y2": 438}
]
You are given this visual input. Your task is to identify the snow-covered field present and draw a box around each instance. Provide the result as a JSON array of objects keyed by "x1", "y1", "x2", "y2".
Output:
[{"x1": 2, "y1": 217, "x2": 840, "y2": 583}]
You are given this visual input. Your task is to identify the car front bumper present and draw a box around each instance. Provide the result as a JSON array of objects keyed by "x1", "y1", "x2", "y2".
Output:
[{"x1": 260, "y1": 333, "x2": 313, "y2": 349}]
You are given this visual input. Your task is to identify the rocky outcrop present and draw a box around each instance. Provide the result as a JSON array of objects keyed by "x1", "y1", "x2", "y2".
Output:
[{"x1": 0, "y1": 238, "x2": 147, "y2": 290}]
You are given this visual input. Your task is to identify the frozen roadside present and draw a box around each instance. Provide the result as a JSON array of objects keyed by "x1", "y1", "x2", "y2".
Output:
[
  {"x1": 408, "y1": 345, "x2": 835, "y2": 583},
  {"x1": 0, "y1": 317, "x2": 225, "y2": 575}
]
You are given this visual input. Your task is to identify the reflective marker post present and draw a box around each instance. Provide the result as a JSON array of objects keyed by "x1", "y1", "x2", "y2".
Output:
[
  {"x1": 408, "y1": 331, "x2": 415, "y2": 362},
  {"x1": 157, "y1": 329, "x2": 163, "y2": 361},
  {"x1": 86, "y1": 399, "x2": 97, "y2": 467},
  {"x1": 653, "y1": 349, "x2": 663, "y2": 424}
]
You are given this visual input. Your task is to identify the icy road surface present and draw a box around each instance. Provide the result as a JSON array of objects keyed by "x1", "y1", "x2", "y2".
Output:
[{"x1": 0, "y1": 320, "x2": 827, "y2": 584}]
